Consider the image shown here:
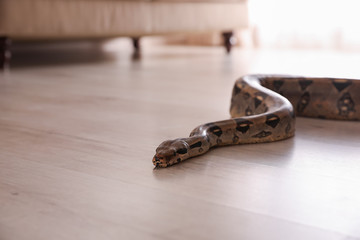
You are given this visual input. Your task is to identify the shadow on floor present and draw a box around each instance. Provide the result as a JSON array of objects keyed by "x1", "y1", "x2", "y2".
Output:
[{"x1": 8, "y1": 40, "x2": 128, "y2": 69}]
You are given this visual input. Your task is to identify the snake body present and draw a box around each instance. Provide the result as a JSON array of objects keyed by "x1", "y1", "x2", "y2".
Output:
[{"x1": 152, "y1": 75, "x2": 360, "y2": 168}]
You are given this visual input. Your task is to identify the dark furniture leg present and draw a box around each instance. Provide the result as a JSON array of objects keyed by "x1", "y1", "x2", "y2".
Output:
[
  {"x1": 132, "y1": 37, "x2": 141, "y2": 59},
  {"x1": 222, "y1": 31, "x2": 235, "y2": 54},
  {"x1": 0, "y1": 36, "x2": 11, "y2": 69}
]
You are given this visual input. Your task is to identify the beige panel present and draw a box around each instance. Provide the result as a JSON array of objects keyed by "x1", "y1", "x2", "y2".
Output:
[
  {"x1": 151, "y1": 3, "x2": 248, "y2": 34},
  {"x1": 0, "y1": 0, "x2": 248, "y2": 39},
  {"x1": 154, "y1": 0, "x2": 245, "y2": 2},
  {"x1": 10, "y1": 0, "x2": 243, "y2": 2}
]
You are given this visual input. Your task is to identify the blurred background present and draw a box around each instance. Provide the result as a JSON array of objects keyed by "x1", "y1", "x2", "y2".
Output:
[
  {"x1": 249, "y1": 0, "x2": 360, "y2": 50},
  {"x1": 169, "y1": 0, "x2": 360, "y2": 51},
  {"x1": 2, "y1": 0, "x2": 360, "y2": 68}
]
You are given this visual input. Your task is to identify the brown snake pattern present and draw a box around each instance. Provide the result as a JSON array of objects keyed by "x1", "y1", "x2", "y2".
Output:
[{"x1": 152, "y1": 75, "x2": 360, "y2": 168}]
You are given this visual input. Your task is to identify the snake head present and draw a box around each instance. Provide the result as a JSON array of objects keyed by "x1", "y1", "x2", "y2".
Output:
[{"x1": 152, "y1": 138, "x2": 189, "y2": 167}]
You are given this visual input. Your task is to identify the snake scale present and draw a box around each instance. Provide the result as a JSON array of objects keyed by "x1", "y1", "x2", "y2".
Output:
[{"x1": 152, "y1": 75, "x2": 360, "y2": 168}]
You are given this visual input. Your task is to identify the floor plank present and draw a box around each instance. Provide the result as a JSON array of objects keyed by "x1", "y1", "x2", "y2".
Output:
[{"x1": 1, "y1": 42, "x2": 360, "y2": 240}]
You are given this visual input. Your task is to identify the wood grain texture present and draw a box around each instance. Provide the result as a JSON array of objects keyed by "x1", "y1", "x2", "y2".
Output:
[{"x1": 1, "y1": 42, "x2": 360, "y2": 240}]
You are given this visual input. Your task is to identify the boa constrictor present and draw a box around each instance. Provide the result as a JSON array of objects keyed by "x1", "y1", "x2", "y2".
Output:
[{"x1": 152, "y1": 75, "x2": 360, "y2": 168}]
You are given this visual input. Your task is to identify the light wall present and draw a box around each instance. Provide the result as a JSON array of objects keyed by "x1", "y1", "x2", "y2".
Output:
[{"x1": 249, "y1": 0, "x2": 360, "y2": 50}]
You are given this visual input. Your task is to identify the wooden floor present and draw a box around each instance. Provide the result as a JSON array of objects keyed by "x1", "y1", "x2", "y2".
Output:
[{"x1": 1, "y1": 41, "x2": 360, "y2": 240}]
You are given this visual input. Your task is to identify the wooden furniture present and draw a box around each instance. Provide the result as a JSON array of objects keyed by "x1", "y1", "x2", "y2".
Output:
[{"x1": 0, "y1": 0, "x2": 248, "y2": 68}]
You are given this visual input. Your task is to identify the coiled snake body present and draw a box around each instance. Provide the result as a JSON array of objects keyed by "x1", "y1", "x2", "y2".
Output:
[{"x1": 153, "y1": 75, "x2": 360, "y2": 168}]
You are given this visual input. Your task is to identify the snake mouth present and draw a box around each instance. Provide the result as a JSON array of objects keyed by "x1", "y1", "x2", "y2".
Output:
[{"x1": 152, "y1": 155, "x2": 168, "y2": 168}]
